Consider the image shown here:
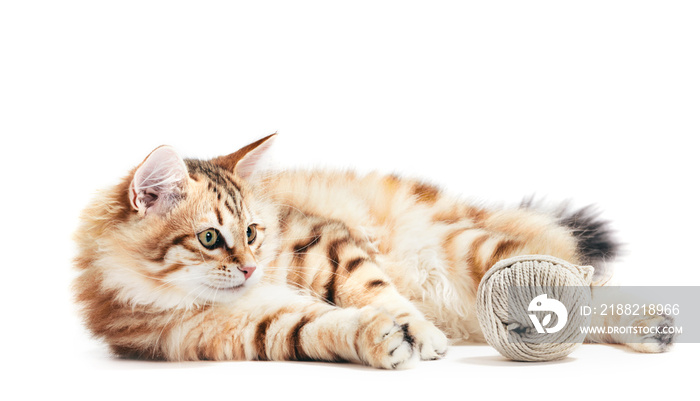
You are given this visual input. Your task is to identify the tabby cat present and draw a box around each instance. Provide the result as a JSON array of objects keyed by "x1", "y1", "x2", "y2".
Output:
[{"x1": 73, "y1": 134, "x2": 672, "y2": 368}]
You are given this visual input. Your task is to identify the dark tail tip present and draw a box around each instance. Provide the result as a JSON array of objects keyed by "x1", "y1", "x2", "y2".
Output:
[
  {"x1": 521, "y1": 198, "x2": 622, "y2": 280},
  {"x1": 559, "y1": 206, "x2": 621, "y2": 264}
]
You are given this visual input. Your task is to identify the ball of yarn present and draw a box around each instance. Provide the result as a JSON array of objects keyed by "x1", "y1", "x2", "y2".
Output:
[{"x1": 476, "y1": 255, "x2": 594, "y2": 362}]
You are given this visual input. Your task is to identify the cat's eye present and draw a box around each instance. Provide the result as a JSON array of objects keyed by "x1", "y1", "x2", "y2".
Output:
[
  {"x1": 246, "y1": 225, "x2": 257, "y2": 245},
  {"x1": 197, "y1": 229, "x2": 221, "y2": 249}
]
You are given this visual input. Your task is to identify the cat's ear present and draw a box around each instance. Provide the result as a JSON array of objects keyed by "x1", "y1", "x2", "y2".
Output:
[
  {"x1": 212, "y1": 133, "x2": 276, "y2": 180},
  {"x1": 129, "y1": 145, "x2": 189, "y2": 216}
]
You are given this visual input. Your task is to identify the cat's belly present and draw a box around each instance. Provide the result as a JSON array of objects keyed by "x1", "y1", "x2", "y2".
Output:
[{"x1": 380, "y1": 250, "x2": 486, "y2": 344}]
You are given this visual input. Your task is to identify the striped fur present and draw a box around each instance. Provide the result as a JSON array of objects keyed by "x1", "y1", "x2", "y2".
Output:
[{"x1": 73, "y1": 136, "x2": 664, "y2": 369}]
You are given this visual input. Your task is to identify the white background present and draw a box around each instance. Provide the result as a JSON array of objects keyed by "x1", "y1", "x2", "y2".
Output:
[{"x1": 1, "y1": 1, "x2": 698, "y2": 399}]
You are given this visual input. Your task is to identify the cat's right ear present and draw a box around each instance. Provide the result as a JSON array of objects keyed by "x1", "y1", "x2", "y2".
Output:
[
  {"x1": 129, "y1": 145, "x2": 189, "y2": 216},
  {"x1": 212, "y1": 133, "x2": 276, "y2": 180}
]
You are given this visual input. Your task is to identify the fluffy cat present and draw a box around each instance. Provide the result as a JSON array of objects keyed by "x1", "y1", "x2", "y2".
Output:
[{"x1": 73, "y1": 134, "x2": 672, "y2": 368}]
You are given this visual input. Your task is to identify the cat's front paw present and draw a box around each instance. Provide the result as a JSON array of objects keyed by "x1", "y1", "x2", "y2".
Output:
[
  {"x1": 401, "y1": 318, "x2": 448, "y2": 360},
  {"x1": 357, "y1": 309, "x2": 419, "y2": 369},
  {"x1": 624, "y1": 313, "x2": 676, "y2": 353}
]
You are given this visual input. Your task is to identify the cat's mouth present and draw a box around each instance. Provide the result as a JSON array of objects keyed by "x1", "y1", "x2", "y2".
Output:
[{"x1": 204, "y1": 282, "x2": 246, "y2": 292}]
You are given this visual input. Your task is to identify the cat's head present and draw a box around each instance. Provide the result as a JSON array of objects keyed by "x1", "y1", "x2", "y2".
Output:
[{"x1": 75, "y1": 135, "x2": 280, "y2": 309}]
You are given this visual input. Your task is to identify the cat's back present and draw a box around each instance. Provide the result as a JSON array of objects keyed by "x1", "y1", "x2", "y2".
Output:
[{"x1": 258, "y1": 169, "x2": 466, "y2": 232}]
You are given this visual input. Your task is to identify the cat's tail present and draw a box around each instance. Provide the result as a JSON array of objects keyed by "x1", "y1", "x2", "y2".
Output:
[{"x1": 521, "y1": 198, "x2": 622, "y2": 282}]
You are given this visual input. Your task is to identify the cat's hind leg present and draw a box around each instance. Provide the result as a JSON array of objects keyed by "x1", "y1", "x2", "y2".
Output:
[
  {"x1": 586, "y1": 287, "x2": 676, "y2": 352},
  {"x1": 452, "y1": 206, "x2": 675, "y2": 353}
]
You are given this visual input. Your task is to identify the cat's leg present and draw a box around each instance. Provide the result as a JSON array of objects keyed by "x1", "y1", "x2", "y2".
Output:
[
  {"x1": 585, "y1": 287, "x2": 676, "y2": 352},
  {"x1": 275, "y1": 209, "x2": 448, "y2": 360},
  {"x1": 158, "y1": 285, "x2": 418, "y2": 369}
]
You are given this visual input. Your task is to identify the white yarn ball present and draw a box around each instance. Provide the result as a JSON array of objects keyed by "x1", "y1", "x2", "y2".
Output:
[{"x1": 476, "y1": 255, "x2": 594, "y2": 362}]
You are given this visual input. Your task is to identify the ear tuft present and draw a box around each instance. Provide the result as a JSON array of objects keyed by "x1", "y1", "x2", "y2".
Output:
[
  {"x1": 129, "y1": 145, "x2": 189, "y2": 216},
  {"x1": 212, "y1": 134, "x2": 276, "y2": 180}
]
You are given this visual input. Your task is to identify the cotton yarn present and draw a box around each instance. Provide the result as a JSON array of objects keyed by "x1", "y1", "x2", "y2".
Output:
[{"x1": 476, "y1": 255, "x2": 594, "y2": 362}]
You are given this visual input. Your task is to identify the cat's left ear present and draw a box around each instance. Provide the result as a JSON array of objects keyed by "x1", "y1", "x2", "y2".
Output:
[
  {"x1": 212, "y1": 134, "x2": 276, "y2": 180},
  {"x1": 129, "y1": 145, "x2": 189, "y2": 216}
]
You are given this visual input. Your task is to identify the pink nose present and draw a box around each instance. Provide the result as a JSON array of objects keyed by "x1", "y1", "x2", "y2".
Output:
[{"x1": 238, "y1": 265, "x2": 256, "y2": 280}]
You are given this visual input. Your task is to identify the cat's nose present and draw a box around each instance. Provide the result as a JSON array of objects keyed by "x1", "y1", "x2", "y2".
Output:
[{"x1": 238, "y1": 265, "x2": 256, "y2": 280}]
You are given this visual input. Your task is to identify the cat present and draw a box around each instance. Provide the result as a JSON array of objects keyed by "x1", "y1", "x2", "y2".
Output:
[{"x1": 73, "y1": 134, "x2": 674, "y2": 368}]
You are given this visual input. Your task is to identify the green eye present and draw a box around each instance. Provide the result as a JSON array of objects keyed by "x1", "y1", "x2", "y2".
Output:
[
  {"x1": 246, "y1": 225, "x2": 257, "y2": 245},
  {"x1": 197, "y1": 229, "x2": 220, "y2": 249}
]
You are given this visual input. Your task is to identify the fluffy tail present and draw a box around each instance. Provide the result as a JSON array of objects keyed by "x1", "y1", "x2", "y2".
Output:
[{"x1": 521, "y1": 199, "x2": 622, "y2": 281}]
